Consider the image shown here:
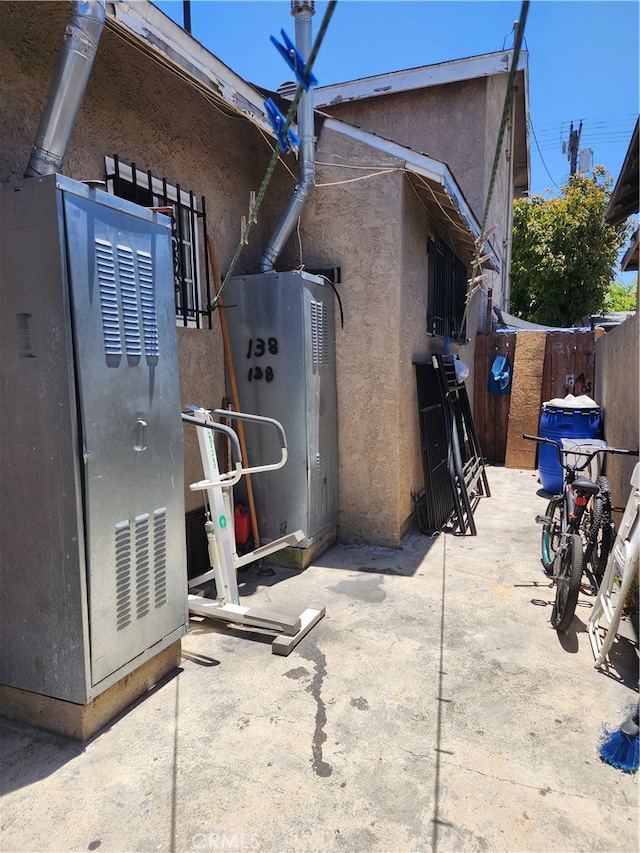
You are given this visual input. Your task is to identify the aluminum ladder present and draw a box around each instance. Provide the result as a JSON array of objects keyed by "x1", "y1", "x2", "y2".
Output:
[{"x1": 588, "y1": 462, "x2": 639, "y2": 668}]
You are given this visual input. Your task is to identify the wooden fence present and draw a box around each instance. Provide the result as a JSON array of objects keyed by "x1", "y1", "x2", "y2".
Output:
[{"x1": 474, "y1": 329, "x2": 604, "y2": 464}]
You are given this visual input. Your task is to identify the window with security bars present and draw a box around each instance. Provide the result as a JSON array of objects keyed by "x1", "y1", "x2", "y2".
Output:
[
  {"x1": 104, "y1": 156, "x2": 211, "y2": 328},
  {"x1": 427, "y1": 234, "x2": 469, "y2": 339}
]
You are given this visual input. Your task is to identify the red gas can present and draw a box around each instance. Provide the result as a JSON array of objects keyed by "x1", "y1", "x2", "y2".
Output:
[{"x1": 234, "y1": 504, "x2": 251, "y2": 545}]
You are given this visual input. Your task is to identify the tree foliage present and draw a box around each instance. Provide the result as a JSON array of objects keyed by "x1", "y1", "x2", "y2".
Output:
[
  {"x1": 604, "y1": 280, "x2": 638, "y2": 312},
  {"x1": 510, "y1": 167, "x2": 630, "y2": 326}
]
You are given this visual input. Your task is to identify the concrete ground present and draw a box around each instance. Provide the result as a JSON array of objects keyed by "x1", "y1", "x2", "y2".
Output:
[{"x1": 1, "y1": 465, "x2": 638, "y2": 853}]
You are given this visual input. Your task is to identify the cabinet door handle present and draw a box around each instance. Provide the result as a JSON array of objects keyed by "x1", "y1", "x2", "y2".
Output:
[{"x1": 135, "y1": 418, "x2": 147, "y2": 452}]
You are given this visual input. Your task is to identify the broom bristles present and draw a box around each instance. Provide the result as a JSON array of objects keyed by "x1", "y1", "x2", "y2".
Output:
[
  {"x1": 599, "y1": 728, "x2": 639, "y2": 773},
  {"x1": 599, "y1": 705, "x2": 640, "y2": 774}
]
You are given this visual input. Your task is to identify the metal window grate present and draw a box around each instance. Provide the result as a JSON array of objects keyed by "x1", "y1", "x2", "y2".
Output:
[
  {"x1": 105, "y1": 155, "x2": 212, "y2": 329},
  {"x1": 427, "y1": 234, "x2": 468, "y2": 339}
]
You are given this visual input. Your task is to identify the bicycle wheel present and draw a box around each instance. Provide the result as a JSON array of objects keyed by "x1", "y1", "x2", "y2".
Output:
[
  {"x1": 541, "y1": 498, "x2": 562, "y2": 575},
  {"x1": 584, "y1": 477, "x2": 614, "y2": 586},
  {"x1": 552, "y1": 533, "x2": 583, "y2": 631}
]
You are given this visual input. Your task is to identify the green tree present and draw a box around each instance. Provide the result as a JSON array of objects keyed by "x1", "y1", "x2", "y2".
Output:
[
  {"x1": 510, "y1": 167, "x2": 630, "y2": 326},
  {"x1": 604, "y1": 280, "x2": 638, "y2": 312}
]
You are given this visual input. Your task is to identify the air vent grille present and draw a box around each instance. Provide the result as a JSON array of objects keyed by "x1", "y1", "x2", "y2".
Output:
[
  {"x1": 95, "y1": 240, "x2": 161, "y2": 360},
  {"x1": 113, "y1": 508, "x2": 169, "y2": 631},
  {"x1": 96, "y1": 239, "x2": 122, "y2": 355},
  {"x1": 117, "y1": 245, "x2": 142, "y2": 356},
  {"x1": 310, "y1": 300, "x2": 328, "y2": 365},
  {"x1": 138, "y1": 251, "x2": 159, "y2": 357}
]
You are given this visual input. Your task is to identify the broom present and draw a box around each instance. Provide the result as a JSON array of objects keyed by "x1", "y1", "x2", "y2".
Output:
[{"x1": 599, "y1": 701, "x2": 639, "y2": 773}]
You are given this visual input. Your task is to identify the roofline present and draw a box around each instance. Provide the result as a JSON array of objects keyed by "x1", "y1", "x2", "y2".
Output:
[
  {"x1": 604, "y1": 116, "x2": 639, "y2": 225},
  {"x1": 314, "y1": 50, "x2": 528, "y2": 108},
  {"x1": 621, "y1": 227, "x2": 639, "y2": 272},
  {"x1": 105, "y1": 1, "x2": 277, "y2": 138},
  {"x1": 321, "y1": 117, "x2": 499, "y2": 271}
]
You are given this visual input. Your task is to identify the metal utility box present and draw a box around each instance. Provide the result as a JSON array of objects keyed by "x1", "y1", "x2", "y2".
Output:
[
  {"x1": 224, "y1": 271, "x2": 338, "y2": 548},
  {"x1": 0, "y1": 175, "x2": 187, "y2": 704}
]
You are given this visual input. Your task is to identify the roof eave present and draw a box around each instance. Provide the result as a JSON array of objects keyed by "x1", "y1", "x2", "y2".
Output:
[
  {"x1": 621, "y1": 228, "x2": 639, "y2": 272},
  {"x1": 105, "y1": 0, "x2": 278, "y2": 139},
  {"x1": 321, "y1": 117, "x2": 500, "y2": 272},
  {"x1": 605, "y1": 117, "x2": 639, "y2": 225},
  {"x1": 314, "y1": 50, "x2": 528, "y2": 108}
]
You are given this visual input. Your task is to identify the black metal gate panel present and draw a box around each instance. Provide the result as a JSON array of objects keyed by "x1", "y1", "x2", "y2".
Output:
[{"x1": 413, "y1": 355, "x2": 490, "y2": 535}]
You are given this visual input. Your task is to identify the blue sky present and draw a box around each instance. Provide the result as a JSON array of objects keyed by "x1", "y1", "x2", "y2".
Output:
[{"x1": 153, "y1": 0, "x2": 638, "y2": 202}]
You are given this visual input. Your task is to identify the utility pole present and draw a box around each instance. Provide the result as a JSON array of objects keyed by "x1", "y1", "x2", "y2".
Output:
[
  {"x1": 183, "y1": 0, "x2": 191, "y2": 34},
  {"x1": 566, "y1": 120, "x2": 583, "y2": 175}
]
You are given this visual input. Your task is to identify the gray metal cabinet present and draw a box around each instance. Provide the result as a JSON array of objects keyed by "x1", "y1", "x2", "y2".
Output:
[
  {"x1": 0, "y1": 175, "x2": 187, "y2": 704},
  {"x1": 224, "y1": 271, "x2": 338, "y2": 548}
]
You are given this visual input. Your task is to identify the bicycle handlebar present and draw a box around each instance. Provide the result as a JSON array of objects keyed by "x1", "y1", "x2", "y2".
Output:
[{"x1": 522, "y1": 433, "x2": 639, "y2": 473}]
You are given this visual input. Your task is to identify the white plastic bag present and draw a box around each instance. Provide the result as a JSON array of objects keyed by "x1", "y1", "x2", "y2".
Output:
[{"x1": 454, "y1": 358, "x2": 469, "y2": 383}]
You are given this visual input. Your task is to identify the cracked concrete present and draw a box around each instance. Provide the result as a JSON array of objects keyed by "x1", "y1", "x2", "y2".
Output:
[{"x1": 1, "y1": 465, "x2": 638, "y2": 852}]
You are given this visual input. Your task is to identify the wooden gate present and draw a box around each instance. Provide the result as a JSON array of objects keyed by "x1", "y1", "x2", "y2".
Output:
[{"x1": 474, "y1": 329, "x2": 604, "y2": 464}]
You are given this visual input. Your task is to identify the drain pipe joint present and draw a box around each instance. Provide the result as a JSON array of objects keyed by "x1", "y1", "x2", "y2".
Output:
[
  {"x1": 25, "y1": 0, "x2": 106, "y2": 178},
  {"x1": 259, "y1": 0, "x2": 316, "y2": 273}
]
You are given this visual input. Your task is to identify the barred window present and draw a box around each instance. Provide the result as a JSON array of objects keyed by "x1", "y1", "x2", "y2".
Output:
[
  {"x1": 427, "y1": 234, "x2": 469, "y2": 339},
  {"x1": 105, "y1": 156, "x2": 211, "y2": 328}
]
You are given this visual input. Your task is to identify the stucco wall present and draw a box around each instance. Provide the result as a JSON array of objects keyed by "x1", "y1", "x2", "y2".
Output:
[
  {"x1": 293, "y1": 129, "x2": 407, "y2": 544},
  {"x1": 320, "y1": 80, "x2": 488, "y2": 218},
  {"x1": 0, "y1": 2, "x2": 297, "y2": 513},
  {"x1": 1, "y1": 2, "x2": 503, "y2": 548},
  {"x1": 484, "y1": 74, "x2": 513, "y2": 309},
  {"x1": 290, "y1": 125, "x2": 486, "y2": 545},
  {"x1": 594, "y1": 313, "x2": 640, "y2": 511},
  {"x1": 318, "y1": 74, "x2": 515, "y2": 312}
]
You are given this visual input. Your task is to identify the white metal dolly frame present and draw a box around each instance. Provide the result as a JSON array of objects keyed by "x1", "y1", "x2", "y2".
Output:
[{"x1": 182, "y1": 407, "x2": 325, "y2": 655}]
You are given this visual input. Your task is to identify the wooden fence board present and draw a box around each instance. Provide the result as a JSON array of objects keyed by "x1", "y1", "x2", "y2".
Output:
[
  {"x1": 475, "y1": 329, "x2": 603, "y2": 467},
  {"x1": 541, "y1": 329, "x2": 600, "y2": 404},
  {"x1": 505, "y1": 332, "x2": 547, "y2": 469},
  {"x1": 474, "y1": 332, "x2": 516, "y2": 462}
]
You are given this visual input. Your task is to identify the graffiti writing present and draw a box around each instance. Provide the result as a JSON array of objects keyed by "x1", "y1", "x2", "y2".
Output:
[
  {"x1": 575, "y1": 372, "x2": 593, "y2": 395},
  {"x1": 248, "y1": 366, "x2": 274, "y2": 383},
  {"x1": 246, "y1": 337, "x2": 278, "y2": 358}
]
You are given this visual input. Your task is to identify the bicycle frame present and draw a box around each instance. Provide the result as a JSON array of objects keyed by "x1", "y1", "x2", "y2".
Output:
[
  {"x1": 524, "y1": 433, "x2": 638, "y2": 631},
  {"x1": 531, "y1": 438, "x2": 600, "y2": 570}
]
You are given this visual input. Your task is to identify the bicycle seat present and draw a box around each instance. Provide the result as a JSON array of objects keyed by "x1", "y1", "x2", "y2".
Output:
[{"x1": 573, "y1": 476, "x2": 599, "y2": 496}]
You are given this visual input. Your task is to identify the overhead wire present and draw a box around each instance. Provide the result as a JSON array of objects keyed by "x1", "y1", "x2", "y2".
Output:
[
  {"x1": 316, "y1": 168, "x2": 397, "y2": 187},
  {"x1": 411, "y1": 173, "x2": 473, "y2": 238},
  {"x1": 529, "y1": 117, "x2": 561, "y2": 190},
  {"x1": 459, "y1": 0, "x2": 530, "y2": 336},
  {"x1": 257, "y1": 125, "x2": 298, "y2": 180},
  {"x1": 209, "y1": 0, "x2": 338, "y2": 310}
]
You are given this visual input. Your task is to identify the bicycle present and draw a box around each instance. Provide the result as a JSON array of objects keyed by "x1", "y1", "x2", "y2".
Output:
[
  {"x1": 541, "y1": 468, "x2": 614, "y2": 588},
  {"x1": 523, "y1": 434, "x2": 638, "y2": 631}
]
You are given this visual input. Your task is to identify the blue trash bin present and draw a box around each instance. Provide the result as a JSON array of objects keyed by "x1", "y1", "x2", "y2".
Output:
[{"x1": 539, "y1": 401, "x2": 603, "y2": 494}]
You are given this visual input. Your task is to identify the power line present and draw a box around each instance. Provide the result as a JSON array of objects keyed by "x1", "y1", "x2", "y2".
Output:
[{"x1": 529, "y1": 117, "x2": 561, "y2": 190}]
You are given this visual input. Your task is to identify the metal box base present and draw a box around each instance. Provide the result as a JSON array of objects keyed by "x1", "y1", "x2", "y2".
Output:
[{"x1": 0, "y1": 641, "x2": 182, "y2": 741}]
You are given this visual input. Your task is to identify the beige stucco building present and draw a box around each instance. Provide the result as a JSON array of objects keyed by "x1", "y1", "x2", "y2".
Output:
[{"x1": 0, "y1": 1, "x2": 529, "y2": 552}]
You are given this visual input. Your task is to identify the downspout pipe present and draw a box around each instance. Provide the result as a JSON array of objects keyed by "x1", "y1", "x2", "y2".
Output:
[
  {"x1": 25, "y1": 0, "x2": 106, "y2": 178},
  {"x1": 259, "y1": 0, "x2": 315, "y2": 273}
]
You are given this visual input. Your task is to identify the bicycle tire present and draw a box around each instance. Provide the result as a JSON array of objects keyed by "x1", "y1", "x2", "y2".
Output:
[
  {"x1": 552, "y1": 533, "x2": 583, "y2": 631},
  {"x1": 541, "y1": 498, "x2": 562, "y2": 575},
  {"x1": 584, "y1": 477, "x2": 613, "y2": 584}
]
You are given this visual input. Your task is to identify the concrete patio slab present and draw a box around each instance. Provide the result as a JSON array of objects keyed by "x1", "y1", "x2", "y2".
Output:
[{"x1": 1, "y1": 465, "x2": 638, "y2": 853}]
